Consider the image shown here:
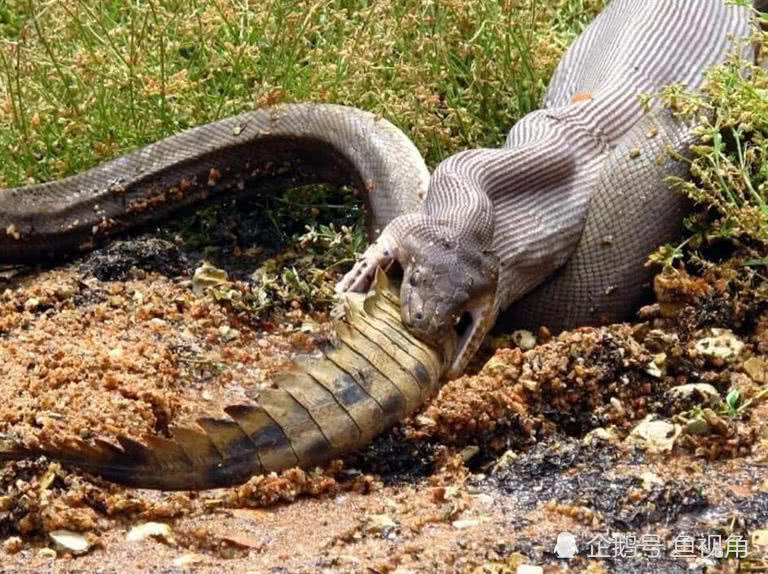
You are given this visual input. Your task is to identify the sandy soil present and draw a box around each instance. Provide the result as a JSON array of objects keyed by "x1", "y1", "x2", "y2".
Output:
[{"x1": 1, "y1": 235, "x2": 767, "y2": 574}]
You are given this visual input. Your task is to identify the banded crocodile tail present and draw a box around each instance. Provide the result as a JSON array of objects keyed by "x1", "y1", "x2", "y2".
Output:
[
  {"x1": 0, "y1": 103, "x2": 429, "y2": 262},
  {"x1": 0, "y1": 271, "x2": 454, "y2": 490}
]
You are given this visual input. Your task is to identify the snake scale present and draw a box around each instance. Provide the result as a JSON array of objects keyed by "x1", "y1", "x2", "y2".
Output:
[{"x1": 0, "y1": 0, "x2": 760, "y2": 489}]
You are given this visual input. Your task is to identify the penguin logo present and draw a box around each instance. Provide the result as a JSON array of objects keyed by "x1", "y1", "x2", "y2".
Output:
[{"x1": 554, "y1": 532, "x2": 578, "y2": 559}]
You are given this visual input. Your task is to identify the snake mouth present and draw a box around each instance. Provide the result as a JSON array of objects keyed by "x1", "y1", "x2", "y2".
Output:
[
  {"x1": 446, "y1": 307, "x2": 482, "y2": 379},
  {"x1": 455, "y1": 310, "x2": 473, "y2": 343}
]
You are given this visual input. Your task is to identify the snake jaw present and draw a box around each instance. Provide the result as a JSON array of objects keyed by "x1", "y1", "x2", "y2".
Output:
[{"x1": 445, "y1": 293, "x2": 495, "y2": 379}]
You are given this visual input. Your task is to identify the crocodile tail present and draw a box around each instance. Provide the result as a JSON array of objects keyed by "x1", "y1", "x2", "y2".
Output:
[{"x1": 0, "y1": 271, "x2": 450, "y2": 490}]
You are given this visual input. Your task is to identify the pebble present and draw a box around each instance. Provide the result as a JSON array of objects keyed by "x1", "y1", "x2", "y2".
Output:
[
  {"x1": 583, "y1": 427, "x2": 618, "y2": 445},
  {"x1": 638, "y1": 472, "x2": 664, "y2": 490},
  {"x1": 491, "y1": 449, "x2": 519, "y2": 473},
  {"x1": 3, "y1": 536, "x2": 22, "y2": 554},
  {"x1": 49, "y1": 530, "x2": 90, "y2": 555},
  {"x1": 643, "y1": 329, "x2": 679, "y2": 351},
  {"x1": 684, "y1": 416, "x2": 711, "y2": 436},
  {"x1": 172, "y1": 553, "x2": 207, "y2": 567},
  {"x1": 752, "y1": 529, "x2": 768, "y2": 547},
  {"x1": 365, "y1": 514, "x2": 397, "y2": 534},
  {"x1": 415, "y1": 415, "x2": 437, "y2": 427},
  {"x1": 520, "y1": 378, "x2": 539, "y2": 392},
  {"x1": 743, "y1": 356, "x2": 768, "y2": 384},
  {"x1": 219, "y1": 325, "x2": 241, "y2": 342},
  {"x1": 38, "y1": 548, "x2": 57, "y2": 560},
  {"x1": 668, "y1": 383, "x2": 720, "y2": 404},
  {"x1": 516, "y1": 566, "x2": 543, "y2": 574},
  {"x1": 646, "y1": 359, "x2": 663, "y2": 378},
  {"x1": 481, "y1": 356, "x2": 513, "y2": 377},
  {"x1": 459, "y1": 445, "x2": 480, "y2": 462},
  {"x1": 511, "y1": 330, "x2": 537, "y2": 350},
  {"x1": 626, "y1": 415, "x2": 681, "y2": 452},
  {"x1": 693, "y1": 329, "x2": 744, "y2": 361},
  {"x1": 192, "y1": 261, "x2": 229, "y2": 295},
  {"x1": 473, "y1": 493, "x2": 495, "y2": 506},
  {"x1": 126, "y1": 522, "x2": 175, "y2": 545},
  {"x1": 452, "y1": 519, "x2": 480, "y2": 529}
]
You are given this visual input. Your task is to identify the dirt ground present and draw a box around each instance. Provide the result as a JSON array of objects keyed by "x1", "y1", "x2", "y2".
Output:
[{"x1": 1, "y1": 231, "x2": 768, "y2": 574}]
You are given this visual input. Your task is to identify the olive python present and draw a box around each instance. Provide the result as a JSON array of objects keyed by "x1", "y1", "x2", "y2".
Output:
[{"x1": 0, "y1": 0, "x2": 760, "y2": 489}]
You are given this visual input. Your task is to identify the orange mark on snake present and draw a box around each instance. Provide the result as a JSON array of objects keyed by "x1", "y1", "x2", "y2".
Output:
[{"x1": 569, "y1": 92, "x2": 594, "y2": 103}]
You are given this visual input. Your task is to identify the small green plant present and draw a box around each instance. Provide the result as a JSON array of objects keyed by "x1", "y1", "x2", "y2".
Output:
[
  {"x1": 716, "y1": 387, "x2": 768, "y2": 417},
  {"x1": 647, "y1": 23, "x2": 768, "y2": 278}
]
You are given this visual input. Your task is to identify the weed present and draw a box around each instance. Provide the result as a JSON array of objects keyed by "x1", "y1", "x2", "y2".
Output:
[{"x1": 647, "y1": 22, "x2": 768, "y2": 273}]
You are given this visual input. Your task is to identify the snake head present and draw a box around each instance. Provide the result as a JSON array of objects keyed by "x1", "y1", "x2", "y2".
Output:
[{"x1": 399, "y1": 231, "x2": 499, "y2": 380}]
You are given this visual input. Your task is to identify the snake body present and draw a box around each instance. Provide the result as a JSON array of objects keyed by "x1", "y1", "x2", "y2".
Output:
[
  {"x1": 340, "y1": 0, "x2": 755, "y2": 377},
  {"x1": 0, "y1": 1, "x2": 760, "y2": 489}
]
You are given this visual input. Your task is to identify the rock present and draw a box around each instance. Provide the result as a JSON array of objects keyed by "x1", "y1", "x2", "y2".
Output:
[
  {"x1": 220, "y1": 534, "x2": 264, "y2": 549},
  {"x1": 192, "y1": 261, "x2": 229, "y2": 295},
  {"x1": 38, "y1": 548, "x2": 57, "y2": 560},
  {"x1": 126, "y1": 522, "x2": 175, "y2": 545},
  {"x1": 684, "y1": 416, "x2": 711, "y2": 436},
  {"x1": 365, "y1": 514, "x2": 397, "y2": 535},
  {"x1": 459, "y1": 445, "x2": 480, "y2": 462},
  {"x1": 646, "y1": 359, "x2": 663, "y2": 378},
  {"x1": 644, "y1": 329, "x2": 679, "y2": 352},
  {"x1": 583, "y1": 427, "x2": 618, "y2": 445},
  {"x1": 638, "y1": 472, "x2": 664, "y2": 490},
  {"x1": 668, "y1": 383, "x2": 720, "y2": 404},
  {"x1": 481, "y1": 356, "x2": 507, "y2": 376},
  {"x1": 511, "y1": 330, "x2": 537, "y2": 350},
  {"x1": 55, "y1": 284, "x2": 75, "y2": 300},
  {"x1": 491, "y1": 449, "x2": 519, "y2": 473},
  {"x1": 626, "y1": 415, "x2": 681, "y2": 452},
  {"x1": 173, "y1": 553, "x2": 207, "y2": 567},
  {"x1": 693, "y1": 329, "x2": 744, "y2": 361},
  {"x1": 3, "y1": 536, "x2": 22, "y2": 554},
  {"x1": 49, "y1": 530, "x2": 91, "y2": 555},
  {"x1": 452, "y1": 519, "x2": 480, "y2": 529},
  {"x1": 743, "y1": 356, "x2": 768, "y2": 384},
  {"x1": 520, "y1": 378, "x2": 539, "y2": 392},
  {"x1": 753, "y1": 529, "x2": 768, "y2": 548},
  {"x1": 473, "y1": 493, "x2": 495, "y2": 506},
  {"x1": 516, "y1": 566, "x2": 543, "y2": 574},
  {"x1": 415, "y1": 415, "x2": 436, "y2": 428},
  {"x1": 218, "y1": 325, "x2": 241, "y2": 342}
]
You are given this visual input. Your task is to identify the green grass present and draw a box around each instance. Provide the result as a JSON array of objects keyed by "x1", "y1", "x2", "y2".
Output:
[
  {"x1": 0, "y1": 0, "x2": 602, "y2": 311},
  {"x1": 646, "y1": 23, "x2": 768, "y2": 275},
  {"x1": 0, "y1": 0, "x2": 602, "y2": 188}
]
